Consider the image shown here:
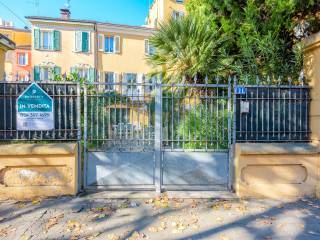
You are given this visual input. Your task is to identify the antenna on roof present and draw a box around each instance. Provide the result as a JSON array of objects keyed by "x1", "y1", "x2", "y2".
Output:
[
  {"x1": 27, "y1": 0, "x2": 40, "y2": 15},
  {"x1": 64, "y1": 0, "x2": 71, "y2": 9}
]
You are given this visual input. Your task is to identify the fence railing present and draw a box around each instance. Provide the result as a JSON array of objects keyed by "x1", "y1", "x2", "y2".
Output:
[
  {"x1": 0, "y1": 77, "x2": 312, "y2": 144},
  {"x1": 0, "y1": 81, "x2": 81, "y2": 141},
  {"x1": 235, "y1": 80, "x2": 311, "y2": 142}
]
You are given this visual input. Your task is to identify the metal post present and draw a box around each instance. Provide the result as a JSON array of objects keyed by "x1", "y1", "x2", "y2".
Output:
[
  {"x1": 76, "y1": 82, "x2": 82, "y2": 192},
  {"x1": 83, "y1": 83, "x2": 88, "y2": 189},
  {"x1": 228, "y1": 76, "x2": 237, "y2": 191},
  {"x1": 154, "y1": 76, "x2": 162, "y2": 194}
]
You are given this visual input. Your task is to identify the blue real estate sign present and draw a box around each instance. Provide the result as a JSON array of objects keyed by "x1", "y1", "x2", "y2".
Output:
[{"x1": 16, "y1": 83, "x2": 54, "y2": 130}]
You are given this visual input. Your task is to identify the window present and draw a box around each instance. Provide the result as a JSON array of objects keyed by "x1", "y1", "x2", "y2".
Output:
[
  {"x1": 144, "y1": 75, "x2": 157, "y2": 93},
  {"x1": 77, "y1": 68, "x2": 89, "y2": 79},
  {"x1": 40, "y1": 67, "x2": 53, "y2": 81},
  {"x1": 34, "y1": 65, "x2": 61, "y2": 81},
  {"x1": 98, "y1": 34, "x2": 121, "y2": 53},
  {"x1": 18, "y1": 53, "x2": 28, "y2": 66},
  {"x1": 42, "y1": 31, "x2": 53, "y2": 50},
  {"x1": 145, "y1": 39, "x2": 155, "y2": 55},
  {"x1": 123, "y1": 73, "x2": 137, "y2": 92},
  {"x1": 34, "y1": 29, "x2": 60, "y2": 51},
  {"x1": 105, "y1": 36, "x2": 114, "y2": 53},
  {"x1": 105, "y1": 72, "x2": 115, "y2": 91},
  {"x1": 75, "y1": 31, "x2": 90, "y2": 53},
  {"x1": 172, "y1": 11, "x2": 184, "y2": 19},
  {"x1": 70, "y1": 66, "x2": 95, "y2": 82},
  {"x1": 176, "y1": 0, "x2": 184, "y2": 3}
]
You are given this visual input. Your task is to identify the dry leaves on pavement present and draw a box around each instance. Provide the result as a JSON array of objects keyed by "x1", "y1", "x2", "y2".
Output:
[
  {"x1": 44, "y1": 213, "x2": 64, "y2": 232},
  {"x1": 0, "y1": 225, "x2": 16, "y2": 237}
]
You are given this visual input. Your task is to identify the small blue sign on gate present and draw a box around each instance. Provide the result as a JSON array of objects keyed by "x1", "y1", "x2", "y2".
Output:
[{"x1": 235, "y1": 86, "x2": 247, "y2": 95}]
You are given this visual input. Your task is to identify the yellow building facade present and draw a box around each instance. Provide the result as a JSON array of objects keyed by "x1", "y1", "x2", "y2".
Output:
[
  {"x1": 0, "y1": 27, "x2": 31, "y2": 47},
  {"x1": 146, "y1": 0, "x2": 187, "y2": 28},
  {"x1": 0, "y1": 34, "x2": 15, "y2": 78},
  {"x1": 27, "y1": 16, "x2": 155, "y2": 83},
  {"x1": 0, "y1": 27, "x2": 32, "y2": 81}
]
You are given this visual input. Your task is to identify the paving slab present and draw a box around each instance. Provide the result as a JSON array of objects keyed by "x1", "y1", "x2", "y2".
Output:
[{"x1": 0, "y1": 194, "x2": 319, "y2": 240}]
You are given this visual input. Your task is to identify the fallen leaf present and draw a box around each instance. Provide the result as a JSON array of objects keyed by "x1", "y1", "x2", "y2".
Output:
[
  {"x1": 0, "y1": 226, "x2": 16, "y2": 237},
  {"x1": 20, "y1": 235, "x2": 30, "y2": 240},
  {"x1": 45, "y1": 214, "x2": 64, "y2": 232},
  {"x1": 127, "y1": 231, "x2": 146, "y2": 240},
  {"x1": 107, "y1": 234, "x2": 120, "y2": 240},
  {"x1": 31, "y1": 199, "x2": 42, "y2": 205}
]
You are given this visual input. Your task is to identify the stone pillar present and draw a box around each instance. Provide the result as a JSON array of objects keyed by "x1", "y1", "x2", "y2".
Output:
[
  {"x1": 304, "y1": 33, "x2": 320, "y2": 199},
  {"x1": 304, "y1": 33, "x2": 320, "y2": 143}
]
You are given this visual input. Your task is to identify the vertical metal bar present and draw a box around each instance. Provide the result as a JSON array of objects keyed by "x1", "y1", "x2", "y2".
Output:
[
  {"x1": 9, "y1": 87, "x2": 13, "y2": 138},
  {"x1": 261, "y1": 92, "x2": 264, "y2": 138},
  {"x1": 76, "y1": 83, "x2": 82, "y2": 191},
  {"x1": 154, "y1": 80, "x2": 162, "y2": 193},
  {"x1": 227, "y1": 79, "x2": 232, "y2": 147},
  {"x1": 300, "y1": 88, "x2": 302, "y2": 141},
  {"x1": 4, "y1": 82, "x2": 6, "y2": 140},
  {"x1": 64, "y1": 84, "x2": 67, "y2": 140},
  {"x1": 205, "y1": 84, "x2": 208, "y2": 151},
  {"x1": 102, "y1": 88, "x2": 105, "y2": 145},
  {"x1": 278, "y1": 88, "x2": 281, "y2": 141},
  {"x1": 294, "y1": 91, "x2": 297, "y2": 138},
  {"x1": 256, "y1": 87, "x2": 259, "y2": 141},
  {"x1": 289, "y1": 86, "x2": 292, "y2": 141},
  {"x1": 177, "y1": 87, "x2": 180, "y2": 149},
  {"x1": 171, "y1": 86, "x2": 174, "y2": 150},
  {"x1": 305, "y1": 90, "x2": 309, "y2": 138},
  {"x1": 83, "y1": 83, "x2": 88, "y2": 189},
  {"x1": 15, "y1": 83, "x2": 19, "y2": 139},
  {"x1": 58, "y1": 87, "x2": 62, "y2": 138},
  {"x1": 283, "y1": 91, "x2": 286, "y2": 138}
]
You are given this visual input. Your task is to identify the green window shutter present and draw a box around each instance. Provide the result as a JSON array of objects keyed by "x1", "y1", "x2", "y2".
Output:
[
  {"x1": 34, "y1": 65, "x2": 40, "y2": 81},
  {"x1": 34, "y1": 29, "x2": 40, "y2": 50},
  {"x1": 54, "y1": 66, "x2": 61, "y2": 75},
  {"x1": 88, "y1": 68, "x2": 95, "y2": 83},
  {"x1": 82, "y1": 32, "x2": 89, "y2": 53},
  {"x1": 53, "y1": 30, "x2": 61, "y2": 51}
]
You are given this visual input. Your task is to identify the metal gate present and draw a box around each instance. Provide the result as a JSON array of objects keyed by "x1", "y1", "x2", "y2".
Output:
[{"x1": 84, "y1": 77, "x2": 232, "y2": 191}]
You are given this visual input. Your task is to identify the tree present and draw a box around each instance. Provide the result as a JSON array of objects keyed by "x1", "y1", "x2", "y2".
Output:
[
  {"x1": 187, "y1": 0, "x2": 320, "y2": 83},
  {"x1": 147, "y1": 14, "x2": 233, "y2": 83}
]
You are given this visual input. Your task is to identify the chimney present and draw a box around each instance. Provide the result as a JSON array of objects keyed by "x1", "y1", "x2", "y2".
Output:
[{"x1": 60, "y1": 8, "x2": 71, "y2": 20}]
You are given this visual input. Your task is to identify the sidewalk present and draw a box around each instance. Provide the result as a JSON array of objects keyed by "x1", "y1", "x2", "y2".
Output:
[{"x1": 0, "y1": 193, "x2": 319, "y2": 240}]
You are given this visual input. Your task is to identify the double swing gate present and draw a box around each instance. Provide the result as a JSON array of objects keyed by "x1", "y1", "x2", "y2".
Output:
[{"x1": 84, "y1": 78, "x2": 232, "y2": 191}]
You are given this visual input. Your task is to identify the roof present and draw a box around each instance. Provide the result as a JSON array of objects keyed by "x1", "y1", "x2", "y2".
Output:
[
  {"x1": 26, "y1": 16, "x2": 155, "y2": 31},
  {"x1": 0, "y1": 33, "x2": 15, "y2": 50},
  {"x1": 0, "y1": 26, "x2": 31, "y2": 32},
  {"x1": 16, "y1": 45, "x2": 31, "y2": 50}
]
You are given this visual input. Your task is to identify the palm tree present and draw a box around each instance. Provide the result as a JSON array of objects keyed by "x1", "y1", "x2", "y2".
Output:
[{"x1": 147, "y1": 14, "x2": 233, "y2": 83}]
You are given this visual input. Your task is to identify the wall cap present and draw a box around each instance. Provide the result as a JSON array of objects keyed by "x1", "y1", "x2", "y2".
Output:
[
  {"x1": 0, "y1": 143, "x2": 77, "y2": 156},
  {"x1": 235, "y1": 143, "x2": 320, "y2": 155}
]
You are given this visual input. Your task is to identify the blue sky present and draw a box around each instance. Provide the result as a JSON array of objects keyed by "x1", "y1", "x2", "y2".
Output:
[{"x1": 0, "y1": 0, "x2": 153, "y2": 29}]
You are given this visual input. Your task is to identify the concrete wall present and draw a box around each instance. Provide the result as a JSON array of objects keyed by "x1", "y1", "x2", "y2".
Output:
[
  {"x1": 0, "y1": 143, "x2": 78, "y2": 200},
  {"x1": 234, "y1": 143, "x2": 320, "y2": 199}
]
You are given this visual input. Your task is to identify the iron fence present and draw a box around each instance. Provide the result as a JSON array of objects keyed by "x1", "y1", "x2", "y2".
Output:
[
  {"x1": 84, "y1": 81, "x2": 156, "y2": 152},
  {"x1": 0, "y1": 81, "x2": 81, "y2": 141},
  {"x1": 235, "y1": 79, "x2": 311, "y2": 142},
  {"x1": 161, "y1": 81, "x2": 232, "y2": 151}
]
